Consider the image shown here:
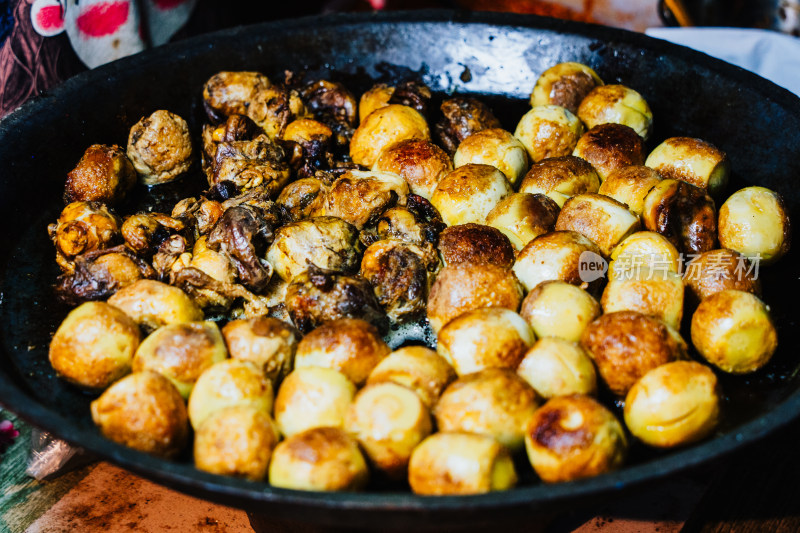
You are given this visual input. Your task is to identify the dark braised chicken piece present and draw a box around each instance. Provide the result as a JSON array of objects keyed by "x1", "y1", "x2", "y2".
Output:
[
  {"x1": 276, "y1": 177, "x2": 329, "y2": 223},
  {"x1": 280, "y1": 118, "x2": 335, "y2": 179},
  {"x1": 65, "y1": 144, "x2": 136, "y2": 205},
  {"x1": 48, "y1": 201, "x2": 121, "y2": 273},
  {"x1": 301, "y1": 80, "x2": 358, "y2": 147},
  {"x1": 55, "y1": 246, "x2": 156, "y2": 305},
  {"x1": 435, "y1": 97, "x2": 502, "y2": 154},
  {"x1": 284, "y1": 265, "x2": 386, "y2": 333},
  {"x1": 201, "y1": 115, "x2": 261, "y2": 181},
  {"x1": 171, "y1": 197, "x2": 226, "y2": 238},
  {"x1": 171, "y1": 267, "x2": 275, "y2": 317},
  {"x1": 152, "y1": 235, "x2": 192, "y2": 280},
  {"x1": 324, "y1": 170, "x2": 410, "y2": 230},
  {"x1": 211, "y1": 134, "x2": 290, "y2": 194},
  {"x1": 127, "y1": 110, "x2": 193, "y2": 186},
  {"x1": 360, "y1": 194, "x2": 446, "y2": 248},
  {"x1": 388, "y1": 79, "x2": 433, "y2": 117},
  {"x1": 121, "y1": 213, "x2": 185, "y2": 257}
]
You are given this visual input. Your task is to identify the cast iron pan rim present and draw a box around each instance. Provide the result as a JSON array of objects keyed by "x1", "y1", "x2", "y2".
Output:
[{"x1": 2, "y1": 8, "x2": 800, "y2": 512}]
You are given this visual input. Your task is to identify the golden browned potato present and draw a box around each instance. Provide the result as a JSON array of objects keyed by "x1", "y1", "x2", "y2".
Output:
[
  {"x1": 485, "y1": 193, "x2": 560, "y2": 251},
  {"x1": 581, "y1": 311, "x2": 687, "y2": 396},
  {"x1": 517, "y1": 338, "x2": 597, "y2": 398},
  {"x1": 48, "y1": 201, "x2": 121, "y2": 272},
  {"x1": 683, "y1": 249, "x2": 761, "y2": 302},
  {"x1": 133, "y1": 321, "x2": 227, "y2": 399},
  {"x1": 274, "y1": 367, "x2": 356, "y2": 437},
  {"x1": 65, "y1": 144, "x2": 136, "y2": 205},
  {"x1": 514, "y1": 105, "x2": 584, "y2": 163},
  {"x1": 437, "y1": 223, "x2": 515, "y2": 269},
  {"x1": 577, "y1": 84, "x2": 653, "y2": 139},
  {"x1": 187, "y1": 359, "x2": 273, "y2": 430},
  {"x1": 282, "y1": 118, "x2": 332, "y2": 145},
  {"x1": 427, "y1": 263, "x2": 524, "y2": 333},
  {"x1": 408, "y1": 432, "x2": 517, "y2": 495},
  {"x1": 372, "y1": 139, "x2": 453, "y2": 200},
  {"x1": 324, "y1": 170, "x2": 409, "y2": 230},
  {"x1": 512, "y1": 230, "x2": 604, "y2": 294},
  {"x1": 519, "y1": 155, "x2": 600, "y2": 207},
  {"x1": 90, "y1": 371, "x2": 188, "y2": 458},
  {"x1": 601, "y1": 267, "x2": 684, "y2": 329},
  {"x1": 610, "y1": 231, "x2": 682, "y2": 276},
  {"x1": 572, "y1": 123, "x2": 646, "y2": 181},
  {"x1": 276, "y1": 177, "x2": 329, "y2": 223},
  {"x1": 269, "y1": 427, "x2": 369, "y2": 491},
  {"x1": 435, "y1": 368, "x2": 539, "y2": 451},
  {"x1": 454, "y1": 128, "x2": 529, "y2": 185},
  {"x1": 366, "y1": 346, "x2": 456, "y2": 408},
  {"x1": 359, "y1": 83, "x2": 395, "y2": 123},
  {"x1": 127, "y1": 110, "x2": 193, "y2": 186},
  {"x1": 436, "y1": 308, "x2": 535, "y2": 376},
  {"x1": 524, "y1": 395, "x2": 626, "y2": 482},
  {"x1": 642, "y1": 178, "x2": 717, "y2": 255},
  {"x1": 194, "y1": 405, "x2": 279, "y2": 480},
  {"x1": 294, "y1": 318, "x2": 391, "y2": 386},
  {"x1": 266, "y1": 216, "x2": 360, "y2": 282},
  {"x1": 431, "y1": 164, "x2": 513, "y2": 226},
  {"x1": 530, "y1": 62, "x2": 604, "y2": 113},
  {"x1": 520, "y1": 280, "x2": 601, "y2": 342},
  {"x1": 691, "y1": 289, "x2": 777, "y2": 374},
  {"x1": 350, "y1": 104, "x2": 430, "y2": 167},
  {"x1": 718, "y1": 186, "x2": 791, "y2": 265},
  {"x1": 346, "y1": 382, "x2": 432, "y2": 478},
  {"x1": 107, "y1": 279, "x2": 204, "y2": 332},
  {"x1": 190, "y1": 236, "x2": 236, "y2": 283},
  {"x1": 222, "y1": 317, "x2": 298, "y2": 386},
  {"x1": 48, "y1": 301, "x2": 139, "y2": 390},
  {"x1": 645, "y1": 137, "x2": 729, "y2": 197},
  {"x1": 624, "y1": 361, "x2": 720, "y2": 448},
  {"x1": 555, "y1": 193, "x2": 641, "y2": 257},
  {"x1": 597, "y1": 165, "x2": 662, "y2": 216}
]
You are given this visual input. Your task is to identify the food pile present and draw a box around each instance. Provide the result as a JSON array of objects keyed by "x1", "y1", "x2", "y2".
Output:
[{"x1": 46, "y1": 62, "x2": 791, "y2": 494}]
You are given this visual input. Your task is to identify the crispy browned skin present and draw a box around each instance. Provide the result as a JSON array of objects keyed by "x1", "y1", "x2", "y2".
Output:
[
  {"x1": 549, "y1": 71, "x2": 599, "y2": 113},
  {"x1": 223, "y1": 317, "x2": 297, "y2": 384},
  {"x1": 277, "y1": 427, "x2": 368, "y2": 490},
  {"x1": 597, "y1": 165, "x2": 662, "y2": 213},
  {"x1": 48, "y1": 201, "x2": 121, "y2": 273},
  {"x1": 684, "y1": 248, "x2": 761, "y2": 302},
  {"x1": 211, "y1": 134, "x2": 289, "y2": 193},
  {"x1": 521, "y1": 155, "x2": 598, "y2": 194},
  {"x1": 643, "y1": 179, "x2": 717, "y2": 255},
  {"x1": 581, "y1": 311, "x2": 686, "y2": 396},
  {"x1": 435, "y1": 97, "x2": 502, "y2": 153},
  {"x1": 438, "y1": 223, "x2": 515, "y2": 268},
  {"x1": 555, "y1": 193, "x2": 640, "y2": 256},
  {"x1": 325, "y1": 172, "x2": 406, "y2": 230},
  {"x1": 652, "y1": 137, "x2": 726, "y2": 189},
  {"x1": 65, "y1": 144, "x2": 136, "y2": 205},
  {"x1": 276, "y1": 177, "x2": 329, "y2": 223},
  {"x1": 374, "y1": 139, "x2": 452, "y2": 197},
  {"x1": 573, "y1": 123, "x2": 645, "y2": 178},
  {"x1": 203, "y1": 71, "x2": 272, "y2": 123},
  {"x1": 133, "y1": 322, "x2": 221, "y2": 384}
]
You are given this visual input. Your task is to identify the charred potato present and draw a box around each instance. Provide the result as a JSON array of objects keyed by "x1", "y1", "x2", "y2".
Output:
[
  {"x1": 350, "y1": 104, "x2": 430, "y2": 167},
  {"x1": 691, "y1": 290, "x2": 777, "y2": 374},
  {"x1": 453, "y1": 128, "x2": 529, "y2": 185},
  {"x1": 645, "y1": 137, "x2": 729, "y2": 197},
  {"x1": 373, "y1": 139, "x2": 453, "y2": 200},
  {"x1": 274, "y1": 367, "x2": 356, "y2": 437},
  {"x1": 366, "y1": 346, "x2": 456, "y2": 409},
  {"x1": 601, "y1": 267, "x2": 684, "y2": 329},
  {"x1": 642, "y1": 178, "x2": 717, "y2": 255},
  {"x1": 48, "y1": 301, "x2": 139, "y2": 390},
  {"x1": 485, "y1": 193, "x2": 560, "y2": 251},
  {"x1": 437, "y1": 223, "x2": 515, "y2": 268},
  {"x1": 517, "y1": 338, "x2": 597, "y2": 399},
  {"x1": 65, "y1": 144, "x2": 136, "y2": 205},
  {"x1": 684, "y1": 248, "x2": 761, "y2": 302},
  {"x1": 127, "y1": 110, "x2": 193, "y2": 185},
  {"x1": 555, "y1": 193, "x2": 640, "y2": 257},
  {"x1": 525, "y1": 395, "x2": 626, "y2": 482},
  {"x1": 431, "y1": 164, "x2": 513, "y2": 226},
  {"x1": 519, "y1": 155, "x2": 600, "y2": 207},
  {"x1": 222, "y1": 317, "x2": 298, "y2": 385},
  {"x1": 514, "y1": 105, "x2": 584, "y2": 163},
  {"x1": 90, "y1": 371, "x2": 189, "y2": 458},
  {"x1": 530, "y1": 62, "x2": 603, "y2": 113},
  {"x1": 325, "y1": 170, "x2": 409, "y2": 230},
  {"x1": 512, "y1": 230, "x2": 604, "y2": 294},
  {"x1": 577, "y1": 84, "x2": 653, "y2": 139},
  {"x1": 435, "y1": 97, "x2": 502, "y2": 154},
  {"x1": 718, "y1": 186, "x2": 791, "y2": 265},
  {"x1": 107, "y1": 279, "x2": 204, "y2": 332},
  {"x1": 597, "y1": 165, "x2": 662, "y2": 216},
  {"x1": 520, "y1": 280, "x2": 601, "y2": 342},
  {"x1": 269, "y1": 427, "x2": 369, "y2": 491},
  {"x1": 48, "y1": 201, "x2": 121, "y2": 272},
  {"x1": 572, "y1": 123, "x2": 646, "y2": 181},
  {"x1": 437, "y1": 308, "x2": 535, "y2": 376}
]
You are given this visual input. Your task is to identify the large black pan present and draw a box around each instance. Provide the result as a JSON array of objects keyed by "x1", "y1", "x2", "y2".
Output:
[{"x1": 1, "y1": 9, "x2": 799, "y2": 530}]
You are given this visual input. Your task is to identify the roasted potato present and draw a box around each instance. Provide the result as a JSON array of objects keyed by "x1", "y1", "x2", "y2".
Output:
[
  {"x1": 437, "y1": 223, "x2": 515, "y2": 269},
  {"x1": 718, "y1": 186, "x2": 791, "y2": 265},
  {"x1": 359, "y1": 83, "x2": 395, "y2": 123},
  {"x1": 517, "y1": 338, "x2": 597, "y2": 399},
  {"x1": 222, "y1": 317, "x2": 298, "y2": 386},
  {"x1": 350, "y1": 104, "x2": 430, "y2": 167},
  {"x1": 572, "y1": 123, "x2": 646, "y2": 181},
  {"x1": 274, "y1": 367, "x2": 356, "y2": 437},
  {"x1": 324, "y1": 170, "x2": 409, "y2": 230},
  {"x1": 514, "y1": 105, "x2": 584, "y2": 163},
  {"x1": 609, "y1": 231, "x2": 682, "y2": 276},
  {"x1": 519, "y1": 155, "x2": 600, "y2": 207},
  {"x1": 519, "y1": 280, "x2": 601, "y2": 342},
  {"x1": 645, "y1": 137, "x2": 729, "y2": 197},
  {"x1": 530, "y1": 62, "x2": 603, "y2": 113},
  {"x1": 597, "y1": 165, "x2": 662, "y2": 216},
  {"x1": 485, "y1": 193, "x2": 560, "y2": 251},
  {"x1": 127, "y1": 110, "x2": 193, "y2": 185},
  {"x1": 373, "y1": 139, "x2": 453, "y2": 200},
  {"x1": 107, "y1": 279, "x2": 203, "y2": 332},
  {"x1": 65, "y1": 144, "x2": 136, "y2": 205},
  {"x1": 431, "y1": 164, "x2": 513, "y2": 226},
  {"x1": 512, "y1": 230, "x2": 604, "y2": 294},
  {"x1": 555, "y1": 193, "x2": 641, "y2": 257},
  {"x1": 453, "y1": 128, "x2": 529, "y2": 185},
  {"x1": 577, "y1": 84, "x2": 653, "y2": 139},
  {"x1": 366, "y1": 346, "x2": 456, "y2": 408},
  {"x1": 642, "y1": 179, "x2": 717, "y2": 255},
  {"x1": 683, "y1": 248, "x2": 761, "y2": 302},
  {"x1": 601, "y1": 266, "x2": 684, "y2": 329}
]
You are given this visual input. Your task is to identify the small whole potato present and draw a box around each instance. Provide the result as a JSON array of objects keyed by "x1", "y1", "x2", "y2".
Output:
[
  {"x1": 514, "y1": 105, "x2": 584, "y2": 163},
  {"x1": 294, "y1": 318, "x2": 391, "y2": 386},
  {"x1": 555, "y1": 193, "x2": 640, "y2": 257},
  {"x1": 194, "y1": 405, "x2": 280, "y2": 480},
  {"x1": 324, "y1": 170, "x2": 409, "y2": 230},
  {"x1": 530, "y1": 62, "x2": 603, "y2": 113},
  {"x1": 133, "y1": 321, "x2": 228, "y2": 398},
  {"x1": 577, "y1": 84, "x2": 653, "y2": 139},
  {"x1": 187, "y1": 359, "x2": 273, "y2": 430},
  {"x1": 520, "y1": 280, "x2": 601, "y2": 342},
  {"x1": 597, "y1": 165, "x2": 662, "y2": 216},
  {"x1": 269, "y1": 427, "x2": 369, "y2": 491},
  {"x1": 274, "y1": 367, "x2": 356, "y2": 437},
  {"x1": 572, "y1": 123, "x2": 646, "y2": 181},
  {"x1": 426, "y1": 262, "x2": 524, "y2": 333},
  {"x1": 691, "y1": 290, "x2": 778, "y2": 374},
  {"x1": 454, "y1": 128, "x2": 529, "y2": 185},
  {"x1": 367, "y1": 346, "x2": 456, "y2": 408},
  {"x1": 437, "y1": 308, "x2": 535, "y2": 376},
  {"x1": 91, "y1": 371, "x2": 188, "y2": 458},
  {"x1": 431, "y1": 164, "x2": 513, "y2": 226},
  {"x1": 437, "y1": 223, "x2": 515, "y2": 268},
  {"x1": 408, "y1": 432, "x2": 517, "y2": 495},
  {"x1": 127, "y1": 109, "x2": 193, "y2": 185},
  {"x1": 485, "y1": 193, "x2": 560, "y2": 251},
  {"x1": 107, "y1": 279, "x2": 203, "y2": 332},
  {"x1": 624, "y1": 361, "x2": 720, "y2": 448},
  {"x1": 610, "y1": 231, "x2": 682, "y2": 276},
  {"x1": 683, "y1": 248, "x2": 761, "y2": 304},
  {"x1": 645, "y1": 137, "x2": 729, "y2": 197},
  {"x1": 517, "y1": 338, "x2": 597, "y2": 398},
  {"x1": 519, "y1": 155, "x2": 600, "y2": 207},
  {"x1": 601, "y1": 266, "x2": 685, "y2": 329},
  {"x1": 222, "y1": 317, "x2": 298, "y2": 386},
  {"x1": 48, "y1": 201, "x2": 121, "y2": 272},
  {"x1": 372, "y1": 139, "x2": 453, "y2": 200},
  {"x1": 512, "y1": 230, "x2": 604, "y2": 294},
  {"x1": 435, "y1": 368, "x2": 539, "y2": 451},
  {"x1": 350, "y1": 104, "x2": 430, "y2": 167},
  {"x1": 65, "y1": 144, "x2": 136, "y2": 205},
  {"x1": 49, "y1": 301, "x2": 140, "y2": 390},
  {"x1": 346, "y1": 382, "x2": 432, "y2": 478},
  {"x1": 359, "y1": 83, "x2": 395, "y2": 123},
  {"x1": 525, "y1": 395, "x2": 627, "y2": 483},
  {"x1": 642, "y1": 178, "x2": 718, "y2": 255},
  {"x1": 718, "y1": 186, "x2": 791, "y2": 265}
]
